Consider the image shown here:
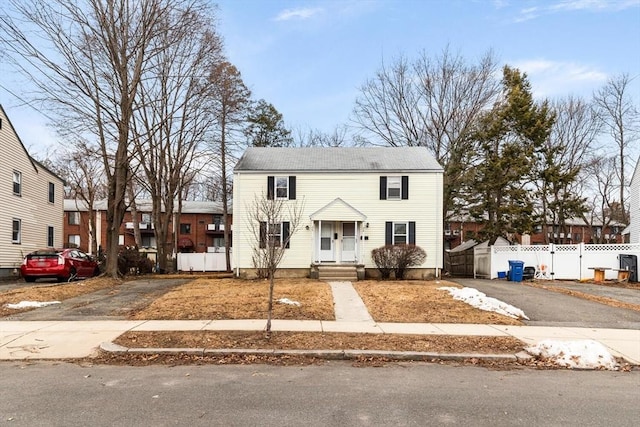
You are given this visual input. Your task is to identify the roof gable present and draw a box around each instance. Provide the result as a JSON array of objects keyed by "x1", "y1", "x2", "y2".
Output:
[
  {"x1": 234, "y1": 147, "x2": 443, "y2": 172},
  {"x1": 310, "y1": 198, "x2": 367, "y2": 221}
]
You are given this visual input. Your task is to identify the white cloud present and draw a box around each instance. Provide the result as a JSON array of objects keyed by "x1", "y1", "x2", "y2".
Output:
[
  {"x1": 274, "y1": 7, "x2": 323, "y2": 21},
  {"x1": 510, "y1": 59, "x2": 608, "y2": 98},
  {"x1": 515, "y1": 0, "x2": 639, "y2": 21},
  {"x1": 549, "y1": 0, "x2": 640, "y2": 12}
]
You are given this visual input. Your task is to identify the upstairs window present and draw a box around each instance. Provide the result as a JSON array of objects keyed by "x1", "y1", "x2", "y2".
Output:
[
  {"x1": 68, "y1": 211, "x2": 80, "y2": 225},
  {"x1": 267, "y1": 176, "x2": 296, "y2": 200},
  {"x1": 68, "y1": 234, "x2": 80, "y2": 248},
  {"x1": 48, "y1": 182, "x2": 55, "y2": 203},
  {"x1": 13, "y1": 171, "x2": 21, "y2": 196},
  {"x1": 180, "y1": 223, "x2": 191, "y2": 234},
  {"x1": 380, "y1": 176, "x2": 408, "y2": 200},
  {"x1": 141, "y1": 213, "x2": 152, "y2": 224}
]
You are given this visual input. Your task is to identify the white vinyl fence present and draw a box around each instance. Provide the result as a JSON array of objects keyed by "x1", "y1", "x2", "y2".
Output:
[
  {"x1": 475, "y1": 243, "x2": 640, "y2": 280},
  {"x1": 177, "y1": 251, "x2": 231, "y2": 272}
]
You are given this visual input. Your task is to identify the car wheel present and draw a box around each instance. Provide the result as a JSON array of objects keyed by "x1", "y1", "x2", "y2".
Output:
[
  {"x1": 24, "y1": 276, "x2": 36, "y2": 283},
  {"x1": 93, "y1": 267, "x2": 101, "y2": 277}
]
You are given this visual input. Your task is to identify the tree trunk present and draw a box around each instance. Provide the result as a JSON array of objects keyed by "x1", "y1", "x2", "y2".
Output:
[{"x1": 265, "y1": 271, "x2": 274, "y2": 337}]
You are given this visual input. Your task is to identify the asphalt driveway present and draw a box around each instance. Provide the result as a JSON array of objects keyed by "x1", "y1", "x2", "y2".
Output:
[
  {"x1": 2, "y1": 278, "x2": 189, "y2": 321},
  {"x1": 452, "y1": 278, "x2": 640, "y2": 329}
]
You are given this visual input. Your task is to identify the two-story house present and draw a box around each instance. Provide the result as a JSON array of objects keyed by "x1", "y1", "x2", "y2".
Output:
[
  {"x1": 232, "y1": 147, "x2": 444, "y2": 280},
  {"x1": 0, "y1": 105, "x2": 64, "y2": 278}
]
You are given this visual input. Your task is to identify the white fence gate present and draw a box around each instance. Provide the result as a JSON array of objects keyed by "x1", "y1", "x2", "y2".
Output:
[
  {"x1": 476, "y1": 243, "x2": 640, "y2": 280},
  {"x1": 177, "y1": 251, "x2": 231, "y2": 272}
]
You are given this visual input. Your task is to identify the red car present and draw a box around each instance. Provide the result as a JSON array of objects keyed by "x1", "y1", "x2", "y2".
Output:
[{"x1": 21, "y1": 249, "x2": 100, "y2": 283}]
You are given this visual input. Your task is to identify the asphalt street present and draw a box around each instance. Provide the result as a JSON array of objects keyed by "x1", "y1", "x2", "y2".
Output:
[{"x1": 1, "y1": 361, "x2": 638, "y2": 426}]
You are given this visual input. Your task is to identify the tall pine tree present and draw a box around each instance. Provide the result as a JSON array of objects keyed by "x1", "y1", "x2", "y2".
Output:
[{"x1": 467, "y1": 66, "x2": 555, "y2": 243}]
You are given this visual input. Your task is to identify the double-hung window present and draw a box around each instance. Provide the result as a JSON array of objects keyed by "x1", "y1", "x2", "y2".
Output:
[
  {"x1": 380, "y1": 176, "x2": 408, "y2": 200},
  {"x1": 13, "y1": 171, "x2": 21, "y2": 196},
  {"x1": 180, "y1": 223, "x2": 191, "y2": 234},
  {"x1": 68, "y1": 211, "x2": 80, "y2": 225},
  {"x1": 47, "y1": 226, "x2": 54, "y2": 247},
  {"x1": 12, "y1": 219, "x2": 21, "y2": 244},
  {"x1": 48, "y1": 182, "x2": 55, "y2": 203},
  {"x1": 68, "y1": 234, "x2": 81, "y2": 247},
  {"x1": 267, "y1": 176, "x2": 296, "y2": 200},
  {"x1": 385, "y1": 221, "x2": 416, "y2": 245},
  {"x1": 259, "y1": 221, "x2": 291, "y2": 249}
]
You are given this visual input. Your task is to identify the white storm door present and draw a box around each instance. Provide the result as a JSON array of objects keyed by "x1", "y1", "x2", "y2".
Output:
[
  {"x1": 319, "y1": 222, "x2": 335, "y2": 262},
  {"x1": 341, "y1": 222, "x2": 357, "y2": 262}
]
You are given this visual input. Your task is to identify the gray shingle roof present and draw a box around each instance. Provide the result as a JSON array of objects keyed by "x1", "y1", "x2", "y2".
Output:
[{"x1": 234, "y1": 147, "x2": 443, "y2": 172}]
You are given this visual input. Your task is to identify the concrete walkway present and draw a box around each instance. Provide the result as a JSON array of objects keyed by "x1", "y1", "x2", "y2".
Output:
[
  {"x1": 328, "y1": 281, "x2": 374, "y2": 322},
  {"x1": 1, "y1": 281, "x2": 639, "y2": 364}
]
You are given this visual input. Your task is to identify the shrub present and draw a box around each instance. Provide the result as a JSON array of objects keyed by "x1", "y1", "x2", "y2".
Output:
[
  {"x1": 393, "y1": 244, "x2": 426, "y2": 279},
  {"x1": 371, "y1": 245, "x2": 397, "y2": 280},
  {"x1": 371, "y1": 244, "x2": 427, "y2": 280}
]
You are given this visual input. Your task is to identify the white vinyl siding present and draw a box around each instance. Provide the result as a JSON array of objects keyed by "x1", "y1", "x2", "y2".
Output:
[
  {"x1": 0, "y1": 107, "x2": 64, "y2": 272},
  {"x1": 233, "y1": 171, "x2": 443, "y2": 271},
  {"x1": 630, "y1": 160, "x2": 640, "y2": 243}
]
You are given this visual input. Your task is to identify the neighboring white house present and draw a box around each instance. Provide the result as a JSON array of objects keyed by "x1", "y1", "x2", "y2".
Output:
[
  {"x1": 0, "y1": 105, "x2": 65, "y2": 278},
  {"x1": 232, "y1": 146, "x2": 444, "y2": 279},
  {"x1": 629, "y1": 157, "x2": 640, "y2": 243}
]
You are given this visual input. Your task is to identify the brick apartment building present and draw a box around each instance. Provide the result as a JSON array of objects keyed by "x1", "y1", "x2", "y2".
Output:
[
  {"x1": 444, "y1": 214, "x2": 625, "y2": 250},
  {"x1": 63, "y1": 199, "x2": 231, "y2": 257}
]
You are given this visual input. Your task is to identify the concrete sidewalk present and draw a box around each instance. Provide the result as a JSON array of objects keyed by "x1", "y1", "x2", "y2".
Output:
[
  {"x1": 1, "y1": 280, "x2": 638, "y2": 364},
  {"x1": 1, "y1": 320, "x2": 638, "y2": 364}
]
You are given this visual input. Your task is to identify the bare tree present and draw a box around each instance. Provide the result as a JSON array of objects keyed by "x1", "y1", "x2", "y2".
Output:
[
  {"x1": 130, "y1": 6, "x2": 223, "y2": 273},
  {"x1": 54, "y1": 140, "x2": 107, "y2": 254},
  {"x1": 246, "y1": 194, "x2": 304, "y2": 336},
  {"x1": 207, "y1": 62, "x2": 251, "y2": 272},
  {"x1": 0, "y1": 0, "x2": 181, "y2": 277},
  {"x1": 352, "y1": 47, "x2": 500, "y2": 219},
  {"x1": 593, "y1": 73, "x2": 640, "y2": 224},
  {"x1": 535, "y1": 95, "x2": 601, "y2": 243},
  {"x1": 583, "y1": 156, "x2": 619, "y2": 243}
]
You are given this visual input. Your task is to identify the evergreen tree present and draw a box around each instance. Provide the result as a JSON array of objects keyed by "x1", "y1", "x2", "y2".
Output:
[
  {"x1": 244, "y1": 99, "x2": 292, "y2": 147},
  {"x1": 467, "y1": 66, "x2": 555, "y2": 243}
]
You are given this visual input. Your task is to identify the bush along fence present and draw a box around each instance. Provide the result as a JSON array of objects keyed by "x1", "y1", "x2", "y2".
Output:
[{"x1": 474, "y1": 242, "x2": 640, "y2": 281}]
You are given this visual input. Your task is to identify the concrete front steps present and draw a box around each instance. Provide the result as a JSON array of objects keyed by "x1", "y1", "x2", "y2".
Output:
[{"x1": 314, "y1": 264, "x2": 360, "y2": 281}]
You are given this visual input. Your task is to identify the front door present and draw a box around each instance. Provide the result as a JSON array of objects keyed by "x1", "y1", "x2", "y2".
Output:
[
  {"x1": 319, "y1": 222, "x2": 335, "y2": 262},
  {"x1": 341, "y1": 222, "x2": 356, "y2": 262}
]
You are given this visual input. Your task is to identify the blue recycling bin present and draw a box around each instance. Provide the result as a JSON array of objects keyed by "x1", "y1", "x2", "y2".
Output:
[{"x1": 508, "y1": 260, "x2": 524, "y2": 282}]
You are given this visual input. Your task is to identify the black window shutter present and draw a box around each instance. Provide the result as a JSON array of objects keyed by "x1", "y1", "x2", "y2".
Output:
[
  {"x1": 401, "y1": 176, "x2": 409, "y2": 200},
  {"x1": 409, "y1": 221, "x2": 416, "y2": 244},
  {"x1": 282, "y1": 221, "x2": 290, "y2": 248},
  {"x1": 259, "y1": 222, "x2": 266, "y2": 248},
  {"x1": 380, "y1": 177, "x2": 387, "y2": 200},
  {"x1": 267, "y1": 176, "x2": 274, "y2": 200},
  {"x1": 289, "y1": 176, "x2": 296, "y2": 200},
  {"x1": 385, "y1": 221, "x2": 393, "y2": 245}
]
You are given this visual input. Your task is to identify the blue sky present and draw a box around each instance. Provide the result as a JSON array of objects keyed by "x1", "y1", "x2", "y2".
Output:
[
  {"x1": 1, "y1": 0, "x2": 639, "y2": 155},
  {"x1": 216, "y1": 0, "x2": 640, "y2": 136}
]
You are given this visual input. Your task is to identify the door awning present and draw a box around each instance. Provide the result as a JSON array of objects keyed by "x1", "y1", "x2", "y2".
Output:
[{"x1": 310, "y1": 198, "x2": 366, "y2": 221}]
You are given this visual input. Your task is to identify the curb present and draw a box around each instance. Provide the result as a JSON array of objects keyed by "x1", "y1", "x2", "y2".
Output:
[{"x1": 99, "y1": 342, "x2": 534, "y2": 363}]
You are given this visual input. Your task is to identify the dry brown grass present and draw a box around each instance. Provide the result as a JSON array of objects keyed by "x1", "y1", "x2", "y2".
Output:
[
  {"x1": 129, "y1": 277, "x2": 335, "y2": 320},
  {"x1": 0, "y1": 277, "x2": 122, "y2": 317},
  {"x1": 114, "y1": 330, "x2": 524, "y2": 354},
  {"x1": 354, "y1": 280, "x2": 522, "y2": 325}
]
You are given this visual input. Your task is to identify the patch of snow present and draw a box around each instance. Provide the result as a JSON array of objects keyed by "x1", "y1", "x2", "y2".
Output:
[
  {"x1": 277, "y1": 298, "x2": 301, "y2": 307},
  {"x1": 438, "y1": 287, "x2": 530, "y2": 320},
  {"x1": 526, "y1": 340, "x2": 618, "y2": 370},
  {"x1": 5, "y1": 301, "x2": 61, "y2": 309}
]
